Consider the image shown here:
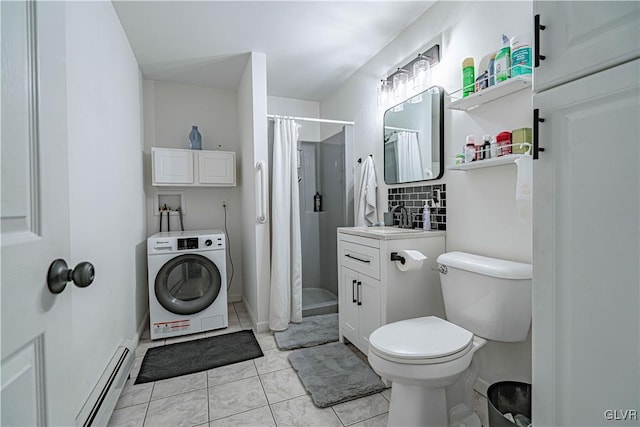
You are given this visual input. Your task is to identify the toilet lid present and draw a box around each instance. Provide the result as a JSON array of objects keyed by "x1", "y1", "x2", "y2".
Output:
[{"x1": 369, "y1": 316, "x2": 473, "y2": 360}]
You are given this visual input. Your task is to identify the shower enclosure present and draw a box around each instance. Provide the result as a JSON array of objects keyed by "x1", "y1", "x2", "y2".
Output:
[{"x1": 268, "y1": 123, "x2": 353, "y2": 318}]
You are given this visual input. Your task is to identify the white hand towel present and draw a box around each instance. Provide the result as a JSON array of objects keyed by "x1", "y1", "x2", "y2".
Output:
[
  {"x1": 514, "y1": 154, "x2": 533, "y2": 222},
  {"x1": 355, "y1": 156, "x2": 378, "y2": 226}
]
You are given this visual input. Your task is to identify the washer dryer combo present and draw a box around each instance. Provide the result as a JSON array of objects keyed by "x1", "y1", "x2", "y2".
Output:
[{"x1": 147, "y1": 230, "x2": 228, "y2": 340}]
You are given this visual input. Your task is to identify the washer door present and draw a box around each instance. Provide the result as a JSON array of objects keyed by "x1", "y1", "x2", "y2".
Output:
[{"x1": 155, "y1": 253, "x2": 222, "y2": 315}]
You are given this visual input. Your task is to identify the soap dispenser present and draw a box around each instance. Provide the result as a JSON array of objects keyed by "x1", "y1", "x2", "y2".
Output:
[{"x1": 422, "y1": 201, "x2": 431, "y2": 230}]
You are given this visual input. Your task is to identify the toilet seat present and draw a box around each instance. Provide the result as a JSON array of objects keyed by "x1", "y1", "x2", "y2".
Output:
[{"x1": 369, "y1": 316, "x2": 474, "y2": 365}]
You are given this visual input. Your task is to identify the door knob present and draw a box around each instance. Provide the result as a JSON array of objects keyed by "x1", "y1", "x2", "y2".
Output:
[{"x1": 47, "y1": 259, "x2": 95, "y2": 294}]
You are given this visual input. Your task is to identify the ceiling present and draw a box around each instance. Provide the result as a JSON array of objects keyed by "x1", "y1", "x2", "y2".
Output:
[{"x1": 112, "y1": 1, "x2": 435, "y2": 101}]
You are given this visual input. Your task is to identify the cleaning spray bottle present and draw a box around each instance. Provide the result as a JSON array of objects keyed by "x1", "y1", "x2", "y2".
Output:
[
  {"x1": 422, "y1": 200, "x2": 431, "y2": 230},
  {"x1": 495, "y1": 34, "x2": 511, "y2": 83}
]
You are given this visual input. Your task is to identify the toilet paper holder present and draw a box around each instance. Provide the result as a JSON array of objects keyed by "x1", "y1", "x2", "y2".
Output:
[{"x1": 390, "y1": 252, "x2": 406, "y2": 265}]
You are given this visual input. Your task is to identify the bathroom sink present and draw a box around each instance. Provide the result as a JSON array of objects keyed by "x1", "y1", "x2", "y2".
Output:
[
  {"x1": 339, "y1": 226, "x2": 445, "y2": 240},
  {"x1": 354, "y1": 227, "x2": 427, "y2": 235}
]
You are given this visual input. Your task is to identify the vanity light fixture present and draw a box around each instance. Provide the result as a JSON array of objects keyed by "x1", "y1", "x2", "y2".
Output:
[
  {"x1": 378, "y1": 44, "x2": 440, "y2": 110},
  {"x1": 377, "y1": 79, "x2": 392, "y2": 109},
  {"x1": 391, "y1": 69, "x2": 409, "y2": 112}
]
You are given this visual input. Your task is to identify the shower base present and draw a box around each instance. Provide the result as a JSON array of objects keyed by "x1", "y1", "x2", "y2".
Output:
[{"x1": 302, "y1": 287, "x2": 338, "y2": 317}]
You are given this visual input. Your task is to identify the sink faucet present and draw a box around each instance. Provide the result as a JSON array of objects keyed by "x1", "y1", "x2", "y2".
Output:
[{"x1": 389, "y1": 204, "x2": 412, "y2": 228}]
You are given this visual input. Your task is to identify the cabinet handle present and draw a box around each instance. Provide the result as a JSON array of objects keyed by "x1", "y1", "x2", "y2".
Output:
[
  {"x1": 352, "y1": 279, "x2": 357, "y2": 303},
  {"x1": 533, "y1": 109, "x2": 546, "y2": 160},
  {"x1": 345, "y1": 254, "x2": 370, "y2": 264},
  {"x1": 534, "y1": 14, "x2": 546, "y2": 68},
  {"x1": 357, "y1": 281, "x2": 362, "y2": 306}
]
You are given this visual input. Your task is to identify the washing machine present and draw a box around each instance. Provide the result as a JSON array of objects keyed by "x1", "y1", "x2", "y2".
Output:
[{"x1": 147, "y1": 230, "x2": 228, "y2": 340}]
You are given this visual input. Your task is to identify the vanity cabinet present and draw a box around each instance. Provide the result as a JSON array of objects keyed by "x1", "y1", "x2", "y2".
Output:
[
  {"x1": 152, "y1": 148, "x2": 236, "y2": 187},
  {"x1": 337, "y1": 229, "x2": 446, "y2": 355},
  {"x1": 339, "y1": 266, "x2": 381, "y2": 353}
]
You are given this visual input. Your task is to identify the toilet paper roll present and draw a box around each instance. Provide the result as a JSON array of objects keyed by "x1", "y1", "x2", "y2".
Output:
[{"x1": 395, "y1": 249, "x2": 427, "y2": 272}]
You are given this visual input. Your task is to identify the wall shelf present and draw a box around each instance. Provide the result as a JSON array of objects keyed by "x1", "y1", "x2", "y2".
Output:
[
  {"x1": 448, "y1": 76, "x2": 532, "y2": 111},
  {"x1": 448, "y1": 154, "x2": 526, "y2": 171}
]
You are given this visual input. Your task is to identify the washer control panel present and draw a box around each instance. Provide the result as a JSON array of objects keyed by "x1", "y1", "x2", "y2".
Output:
[
  {"x1": 178, "y1": 237, "x2": 198, "y2": 250},
  {"x1": 148, "y1": 230, "x2": 225, "y2": 254}
]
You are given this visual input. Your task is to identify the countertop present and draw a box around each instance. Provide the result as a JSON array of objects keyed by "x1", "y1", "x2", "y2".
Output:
[{"x1": 337, "y1": 226, "x2": 446, "y2": 241}]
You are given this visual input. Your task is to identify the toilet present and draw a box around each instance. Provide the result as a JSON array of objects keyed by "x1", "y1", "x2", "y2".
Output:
[{"x1": 367, "y1": 251, "x2": 532, "y2": 427}]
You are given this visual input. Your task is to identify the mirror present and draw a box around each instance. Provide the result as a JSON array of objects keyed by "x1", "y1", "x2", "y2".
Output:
[{"x1": 383, "y1": 86, "x2": 444, "y2": 184}]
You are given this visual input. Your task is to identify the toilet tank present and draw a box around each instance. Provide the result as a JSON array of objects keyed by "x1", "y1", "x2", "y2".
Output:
[{"x1": 437, "y1": 252, "x2": 532, "y2": 342}]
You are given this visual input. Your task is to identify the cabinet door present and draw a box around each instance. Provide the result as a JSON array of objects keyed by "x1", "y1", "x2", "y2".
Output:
[
  {"x1": 357, "y1": 275, "x2": 381, "y2": 354},
  {"x1": 198, "y1": 151, "x2": 236, "y2": 186},
  {"x1": 534, "y1": 1, "x2": 640, "y2": 92},
  {"x1": 532, "y1": 60, "x2": 639, "y2": 426},
  {"x1": 339, "y1": 266, "x2": 359, "y2": 344},
  {"x1": 152, "y1": 148, "x2": 194, "y2": 185}
]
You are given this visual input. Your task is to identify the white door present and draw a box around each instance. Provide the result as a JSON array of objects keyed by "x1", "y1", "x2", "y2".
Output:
[
  {"x1": 1, "y1": 3, "x2": 87, "y2": 425},
  {"x1": 339, "y1": 266, "x2": 359, "y2": 342},
  {"x1": 357, "y1": 275, "x2": 381, "y2": 354},
  {"x1": 533, "y1": 1, "x2": 640, "y2": 92},
  {"x1": 532, "y1": 59, "x2": 639, "y2": 426}
]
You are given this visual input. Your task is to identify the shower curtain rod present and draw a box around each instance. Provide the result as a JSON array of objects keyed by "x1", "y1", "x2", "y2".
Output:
[
  {"x1": 267, "y1": 114, "x2": 354, "y2": 126},
  {"x1": 384, "y1": 125, "x2": 420, "y2": 132}
]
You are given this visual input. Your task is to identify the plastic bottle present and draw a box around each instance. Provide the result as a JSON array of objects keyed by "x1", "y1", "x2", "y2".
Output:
[
  {"x1": 510, "y1": 33, "x2": 532, "y2": 77},
  {"x1": 488, "y1": 53, "x2": 496, "y2": 86},
  {"x1": 462, "y1": 57, "x2": 475, "y2": 97},
  {"x1": 313, "y1": 192, "x2": 322, "y2": 212},
  {"x1": 496, "y1": 131, "x2": 512, "y2": 156},
  {"x1": 188, "y1": 125, "x2": 202, "y2": 150},
  {"x1": 495, "y1": 34, "x2": 511, "y2": 83},
  {"x1": 482, "y1": 135, "x2": 492, "y2": 159},
  {"x1": 475, "y1": 139, "x2": 484, "y2": 161},
  {"x1": 465, "y1": 135, "x2": 476, "y2": 163},
  {"x1": 422, "y1": 201, "x2": 431, "y2": 230},
  {"x1": 490, "y1": 137, "x2": 498, "y2": 158}
]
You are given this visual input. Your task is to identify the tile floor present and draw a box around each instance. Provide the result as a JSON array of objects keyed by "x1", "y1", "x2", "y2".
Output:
[{"x1": 108, "y1": 302, "x2": 489, "y2": 427}]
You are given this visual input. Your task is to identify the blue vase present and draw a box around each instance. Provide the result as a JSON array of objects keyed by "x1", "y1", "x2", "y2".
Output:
[{"x1": 188, "y1": 126, "x2": 202, "y2": 150}]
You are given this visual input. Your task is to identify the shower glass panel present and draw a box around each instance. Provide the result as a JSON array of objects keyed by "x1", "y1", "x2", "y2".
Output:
[{"x1": 298, "y1": 128, "x2": 350, "y2": 317}]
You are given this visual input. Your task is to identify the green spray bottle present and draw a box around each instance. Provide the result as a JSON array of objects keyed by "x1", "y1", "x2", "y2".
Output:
[{"x1": 494, "y1": 34, "x2": 511, "y2": 83}]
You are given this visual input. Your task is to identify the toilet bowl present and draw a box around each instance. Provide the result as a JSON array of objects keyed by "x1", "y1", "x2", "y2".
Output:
[
  {"x1": 369, "y1": 316, "x2": 486, "y2": 426},
  {"x1": 367, "y1": 252, "x2": 532, "y2": 427}
]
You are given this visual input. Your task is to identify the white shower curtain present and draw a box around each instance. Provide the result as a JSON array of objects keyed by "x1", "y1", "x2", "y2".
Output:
[
  {"x1": 396, "y1": 131, "x2": 425, "y2": 182},
  {"x1": 269, "y1": 117, "x2": 303, "y2": 331}
]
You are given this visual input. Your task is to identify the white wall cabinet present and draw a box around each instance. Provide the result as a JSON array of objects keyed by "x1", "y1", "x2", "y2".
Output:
[
  {"x1": 532, "y1": 3, "x2": 639, "y2": 424},
  {"x1": 152, "y1": 148, "x2": 236, "y2": 187},
  {"x1": 533, "y1": 1, "x2": 639, "y2": 92},
  {"x1": 337, "y1": 230, "x2": 446, "y2": 355}
]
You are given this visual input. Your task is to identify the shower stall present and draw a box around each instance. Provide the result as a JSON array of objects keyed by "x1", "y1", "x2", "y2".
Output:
[{"x1": 268, "y1": 122, "x2": 353, "y2": 318}]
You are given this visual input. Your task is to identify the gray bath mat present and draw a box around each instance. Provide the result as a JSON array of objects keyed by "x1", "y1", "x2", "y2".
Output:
[
  {"x1": 274, "y1": 313, "x2": 338, "y2": 350},
  {"x1": 288, "y1": 342, "x2": 387, "y2": 408},
  {"x1": 135, "y1": 330, "x2": 263, "y2": 384}
]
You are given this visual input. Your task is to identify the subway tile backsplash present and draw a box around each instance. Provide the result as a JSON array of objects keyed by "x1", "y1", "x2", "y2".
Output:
[{"x1": 388, "y1": 184, "x2": 446, "y2": 230}]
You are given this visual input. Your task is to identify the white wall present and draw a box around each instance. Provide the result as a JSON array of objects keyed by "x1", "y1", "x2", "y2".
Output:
[
  {"x1": 64, "y1": 1, "x2": 146, "y2": 414},
  {"x1": 321, "y1": 1, "x2": 533, "y2": 393},
  {"x1": 239, "y1": 52, "x2": 270, "y2": 331},
  {"x1": 267, "y1": 96, "x2": 320, "y2": 141},
  {"x1": 142, "y1": 80, "x2": 244, "y2": 301}
]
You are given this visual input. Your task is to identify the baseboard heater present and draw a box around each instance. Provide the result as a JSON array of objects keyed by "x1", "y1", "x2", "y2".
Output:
[{"x1": 75, "y1": 345, "x2": 134, "y2": 427}]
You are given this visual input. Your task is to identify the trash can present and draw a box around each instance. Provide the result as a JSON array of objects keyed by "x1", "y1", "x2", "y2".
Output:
[{"x1": 487, "y1": 381, "x2": 532, "y2": 427}]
